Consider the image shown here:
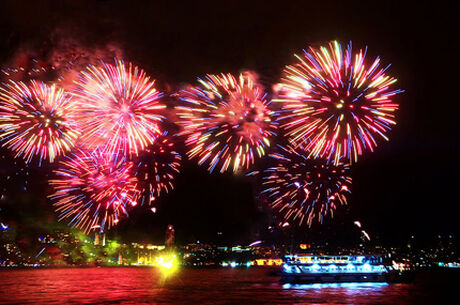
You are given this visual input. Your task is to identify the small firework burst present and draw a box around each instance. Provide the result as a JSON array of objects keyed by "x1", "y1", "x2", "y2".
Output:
[
  {"x1": 48, "y1": 149, "x2": 140, "y2": 233},
  {"x1": 262, "y1": 144, "x2": 351, "y2": 226},
  {"x1": 134, "y1": 132, "x2": 182, "y2": 206}
]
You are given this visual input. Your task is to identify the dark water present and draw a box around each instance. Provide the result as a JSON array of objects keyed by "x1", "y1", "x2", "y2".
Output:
[{"x1": 0, "y1": 267, "x2": 458, "y2": 304}]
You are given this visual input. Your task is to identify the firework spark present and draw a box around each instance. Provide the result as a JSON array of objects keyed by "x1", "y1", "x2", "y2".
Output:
[
  {"x1": 48, "y1": 149, "x2": 140, "y2": 233},
  {"x1": 276, "y1": 41, "x2": 403, "y2": 164},
  {"x1": 176, "y1": 72, "x2": 277, "y2": 173},
  {"x1": 72, "y1": 59, "x2": 165, "y2": 157},
  {"x1": 261, "y1": 144, "x2": 351, "y2": 226},
  {"x1": 134, "y1": 132, "x2": 182, "y2": 206},
  {"x1": 0, "y1": 57, "x2": 56, "y2": 83},
  {"x1": 0, "y1": 80, "x2": 79, "y2": 164}
]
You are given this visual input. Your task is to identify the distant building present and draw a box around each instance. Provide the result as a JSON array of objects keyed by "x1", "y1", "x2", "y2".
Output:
[{"x1": 165, "y1": 225, "x2": 175, "y2": 249}]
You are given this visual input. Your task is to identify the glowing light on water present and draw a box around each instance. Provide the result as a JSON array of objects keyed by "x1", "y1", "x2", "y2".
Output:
[
  {"x1": 155, "y1": 253, "x2": 179, "y2": 276},
  {"x1": 282, "y1": 282, "x2": 389, "y2": 289}
]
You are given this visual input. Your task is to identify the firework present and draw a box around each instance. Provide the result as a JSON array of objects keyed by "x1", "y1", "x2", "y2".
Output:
[
  {"x1": 48, "y1": 149, "x2": 140, "y2": 233},
  {"x1": 0, "y1": 57, "x2": 55, "y2": 83},
  {"x1": 276, "y1": 41, "x2": 403, "y2": 164},
  {"x1": 0, "y1": 80, "x2": 79, "y2": 164},
  {"x1": 134, "y1": 132, "x2": 182, "y2": 206},
  {"x1": 72, "y1": 59, "x2": 165, "y2": 157},
  {"x1": 176, "y1": 72, "x2": 277, "y2": 173},
  {"x1": 261, "y1": 144, "x2": 351, "y2": 226}
]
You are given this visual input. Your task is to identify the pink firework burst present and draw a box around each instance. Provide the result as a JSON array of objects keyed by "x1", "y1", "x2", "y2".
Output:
[
  {"x1": 262, "y1": 144, "x2": 352, "y2": 226},
  {"x1": 176, "y1": 72, "x2": 277, "y2": 173},
  {"x1": 134, "y1": 132, "x2": 182, "y2": 206},
  {"x1": 276, "y1": 41, "x2": 403, "y2": 164},
  {"x1": 72, "y1": 59, "x2": 165, "y2": 157},
  {"x1": 48, "y1": 149, "x2": 140, "y2": 233},
  {"x1": 0, "y1": 80, "x2": 79, "y2": 164}
]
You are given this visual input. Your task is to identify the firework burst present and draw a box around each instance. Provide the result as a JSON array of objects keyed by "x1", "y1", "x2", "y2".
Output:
[
  {"x1": 134, "y1": 132, "x2": 182, "y2": 206},
  {"x1": 0, "y1": 80, "x2": 79, "y2": 164},
  {"x1": 176, "y1": 72, "x2": 277, "y2": 173},
  {"x1": 276, "y1": 41, "x2": 403, "y2": 164},
  {"x1": 72, "y1": 59, "x2": 165, "y2": 157},
  {"x1": 261, "y1": 144, "x2": 351, "y2": 226},
  {"x1": 48, "y1": 149, "x2": 140, "y2": 233}
]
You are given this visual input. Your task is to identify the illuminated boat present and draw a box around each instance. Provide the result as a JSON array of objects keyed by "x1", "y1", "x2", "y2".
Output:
[{"x1": 281, "y1": 255, "x2": 391, "y2": 283}]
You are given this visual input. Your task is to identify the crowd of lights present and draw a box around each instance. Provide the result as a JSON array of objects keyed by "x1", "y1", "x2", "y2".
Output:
[
  {"x1": 221, "y1": 261, "x2": 252, "y2": 268},
  {"x1": 282, "y1": 255, "x2": 388, "y2": 274},
  {"x1": 283, "y1": 262, "x2": 387, "y2": 274}
]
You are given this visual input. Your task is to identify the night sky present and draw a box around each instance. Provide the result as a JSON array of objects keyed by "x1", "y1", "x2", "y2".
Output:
[{"x1": 0, "y1": 1, "x2": 457, "y2": 246}]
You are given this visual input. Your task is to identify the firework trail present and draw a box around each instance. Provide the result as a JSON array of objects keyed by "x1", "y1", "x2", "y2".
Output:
[
  {"x1": 176, "y1": 72, "x2": 277, "y2": 173},
  {"x1": 48, "y1": 149, "x2": 140, "y2": 233},
  {"x1": 134, "y1": 132, "x2": 182, "y2": 206},
  {"x1": 0, "y1": 50, "x2": 61, "y2": 83},
  {"x1": 261, "y1": 144, "x2": 351, "y2": 226},
  {"x1": 276, "y1": 41, "x2": 403, "y2": 164},
  {"x1": 0, "y1": 80, "x2": 79, "y2": 164},
  {"x1": 1, "y1": 59, "x2": 53, "y2": 82},
  {"x1": 72, "y1": 59, "x2": 165, "y2": 157}
]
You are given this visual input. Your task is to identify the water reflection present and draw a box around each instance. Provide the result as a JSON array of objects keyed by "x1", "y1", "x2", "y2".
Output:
[
  {"x1": 282, "y1": 282, "x2": 389, "y2": 289},
  {"x1": 0, "y1": 268, "x2": 443, "y2": 304}
]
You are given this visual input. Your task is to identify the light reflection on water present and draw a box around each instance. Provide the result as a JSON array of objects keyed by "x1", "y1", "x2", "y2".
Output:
[
  {"x1": 282, "y1": 282, "x2": 389, "y2": 289},
  {"x1": 0, "y1": 267, "x2": 452, "y2": 304}
]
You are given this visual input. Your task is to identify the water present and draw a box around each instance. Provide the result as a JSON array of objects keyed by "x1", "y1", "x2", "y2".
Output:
[{"x1": 0, "y1": 268, "x2": 457, "y2": 304}]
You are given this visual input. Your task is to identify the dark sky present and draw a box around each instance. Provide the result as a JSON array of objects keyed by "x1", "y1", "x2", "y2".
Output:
[{"x1": 0, "y1": 1, "x2": 457, "y2": 246}]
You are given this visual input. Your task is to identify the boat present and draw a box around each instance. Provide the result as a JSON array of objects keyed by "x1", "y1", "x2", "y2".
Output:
[{"x1": 281, "y1": 254, "x2": 407, "y2": 283}]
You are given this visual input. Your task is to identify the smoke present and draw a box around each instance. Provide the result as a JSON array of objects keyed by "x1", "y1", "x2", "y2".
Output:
[
  {"x1": 1, "y1": 27, "x2": 124, "y2": 88},
  {"x1": 46, "y1": 30, "x2": 124, "y2": 88}
]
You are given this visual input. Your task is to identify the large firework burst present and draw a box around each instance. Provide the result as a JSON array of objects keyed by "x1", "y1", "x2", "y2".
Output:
[
  {"x1": 176, "y1": 72, "x2": 277, "y2": 173},
  {"x1": 0, "y1": 80, "x2": 79, "y2": 164},
  {"x1": 72, "y1": 59, "x2": 165, "y2": 157},
  {"x1": 276, "y1": 41, "x2": 403, "y2": 164},
  {"x1": 48, "y1": 149, "x2": 140, "y2": 233},
  {"x1": 134, "y1": 132, "x2": 182, "y2": 206},
  {"x1": 261, "y1": 144, "x2": 351, "y2": 226}
]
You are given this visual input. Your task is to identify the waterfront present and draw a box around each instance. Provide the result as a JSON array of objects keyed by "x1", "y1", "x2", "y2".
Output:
[{"x1": 0, "y1": 268, "x2": 458, "y2": 304}]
